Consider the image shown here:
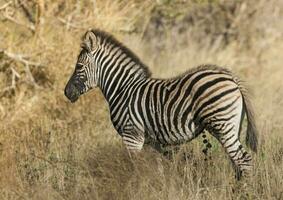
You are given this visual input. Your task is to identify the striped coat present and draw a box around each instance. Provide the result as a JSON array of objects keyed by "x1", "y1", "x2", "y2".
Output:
[{"x1": 64, "y1": 29, "x2": 258, "y2": 179}]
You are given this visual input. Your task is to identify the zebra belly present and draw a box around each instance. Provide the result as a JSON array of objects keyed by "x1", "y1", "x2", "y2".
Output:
[{"x1": 143, "y1": 114, "x2": 197, "y2": 145}]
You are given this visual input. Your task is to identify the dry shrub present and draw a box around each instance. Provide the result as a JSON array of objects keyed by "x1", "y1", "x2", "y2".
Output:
[{"x1": 144, "y1": 0, "x2": 283, "y2": 51}]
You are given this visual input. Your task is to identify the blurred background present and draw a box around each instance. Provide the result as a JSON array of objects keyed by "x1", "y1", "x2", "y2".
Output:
[{"x1": 0, "y1": 0, "x2": 282, "y2": 199}]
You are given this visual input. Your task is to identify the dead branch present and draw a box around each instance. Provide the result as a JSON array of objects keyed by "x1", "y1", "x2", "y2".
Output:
[
  {"x1": 1, "y1": 49, "x2": 44, "y2": 67},
  {"x1": 11, "y1": 66, "x2": 21, "y2": 87},
  {"x1": 58, "y1": 17, "x2": 84, "y2": 30},
  {"x1": 25, "y1": 63, "x2": 40, "y2": 88},
  {"x1": 18, "y1": 0, "x2": 35, "y2": 24},
  {"x1": 0, "y1": 103, "x2": 5, "y2": 118},
  {"x1": 1, "y1": 66, "x2": 21, "y2": 94},
  {"x1": 2, "y1": 8, "x2": 35, "y2": 32},
  {"x1": 58, "y1": 4, "x2": 85, "y2": 31},
  {"x1": 0, "y1": 1, "x2": 12, "y2": 10},
  {"x1": 0, "y1": 49, "x2": 43, "y2": 92},
  {"x1": 35, "y1": 0, "x2": 45, "y2": 34}
]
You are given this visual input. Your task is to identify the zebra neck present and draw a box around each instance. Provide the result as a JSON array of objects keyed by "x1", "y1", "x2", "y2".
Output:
[
  {"x1": 97, "y1": 64, "x2": 149, "y2": 107},
  {"x1": 94, "y1": 42, "x2": 151, "y2": 107}
]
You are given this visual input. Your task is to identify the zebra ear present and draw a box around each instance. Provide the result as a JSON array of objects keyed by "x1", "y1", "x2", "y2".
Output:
[{"x1": 82, "y1": 30, "x2": 99, "y2": 53}]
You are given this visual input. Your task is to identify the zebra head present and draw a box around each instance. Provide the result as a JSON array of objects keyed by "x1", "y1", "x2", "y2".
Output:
[{"x1": 64, "y1": 30, "x2": 100, "y2": 103}]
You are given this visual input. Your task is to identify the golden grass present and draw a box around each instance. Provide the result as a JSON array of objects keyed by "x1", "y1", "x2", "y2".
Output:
[{"x1": 0, "y1": 0, "x2": 283, "y2": 199}]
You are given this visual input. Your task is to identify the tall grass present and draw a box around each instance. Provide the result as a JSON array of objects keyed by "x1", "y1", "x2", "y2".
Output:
[{"x1": 0, "y1": 0, "x2": 283, "y2": 199}]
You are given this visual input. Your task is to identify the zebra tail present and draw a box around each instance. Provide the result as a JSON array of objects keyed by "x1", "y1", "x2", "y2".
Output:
[{"x1": 234, "y1": 78, "x2": 258, "y2": 152}]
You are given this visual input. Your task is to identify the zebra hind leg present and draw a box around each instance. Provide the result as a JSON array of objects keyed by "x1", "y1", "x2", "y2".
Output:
[{"x1": 207, "y1": 121, "x2": 253, "y2": 180}]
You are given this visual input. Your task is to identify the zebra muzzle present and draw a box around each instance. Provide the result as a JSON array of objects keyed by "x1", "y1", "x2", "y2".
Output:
[{"x1": 64, "y1": 83, "x2": 80, "y2": 103}]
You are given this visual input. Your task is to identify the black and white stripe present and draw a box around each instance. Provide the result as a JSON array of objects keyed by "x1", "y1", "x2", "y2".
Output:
[{"x1": 64, "y1": 29, "x2": 258, "y2": 179}]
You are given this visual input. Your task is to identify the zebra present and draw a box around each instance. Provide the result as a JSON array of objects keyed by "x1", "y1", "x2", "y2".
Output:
[{"x1": 64, "y1": 29, "x2": 258, "y2": 179}]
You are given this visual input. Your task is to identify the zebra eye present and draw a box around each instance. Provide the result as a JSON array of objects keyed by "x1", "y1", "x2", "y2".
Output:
[{"x1": 76, "y1": 63, "x2": 84, "y2": 70}]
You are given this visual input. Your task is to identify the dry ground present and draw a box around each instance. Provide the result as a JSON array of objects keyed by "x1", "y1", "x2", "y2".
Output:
[{"x1": 0, "y1": 0, "x2": 283, "y2": 199}]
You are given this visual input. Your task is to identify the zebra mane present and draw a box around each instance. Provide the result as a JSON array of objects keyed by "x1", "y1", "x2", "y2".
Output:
[{"x1": 83, "y1": 29, "x2": 152, "y2": 77}]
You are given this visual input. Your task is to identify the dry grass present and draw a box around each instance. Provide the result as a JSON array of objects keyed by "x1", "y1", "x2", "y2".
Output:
[{"x1": 0, "y1": 0, "x2": 283, "y2": 199}]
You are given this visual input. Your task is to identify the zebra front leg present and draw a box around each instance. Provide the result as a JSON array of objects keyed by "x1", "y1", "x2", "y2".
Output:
[{"x1": 122, "y1": 132, "x2": 145, "y2": 159}]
